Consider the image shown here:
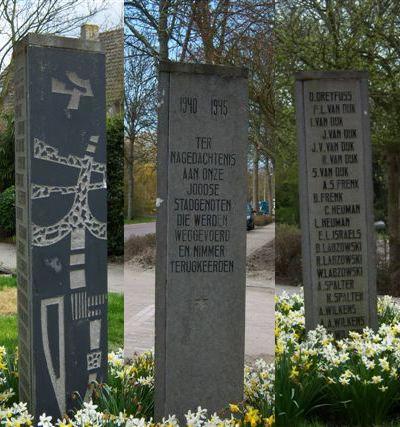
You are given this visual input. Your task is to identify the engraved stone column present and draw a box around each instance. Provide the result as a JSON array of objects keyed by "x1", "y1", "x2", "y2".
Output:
[
  {"x1": 295, "y1": 71, "x2": 377, "y2": 339},
  {"x1": 14, "y1": 33, "x2": 107, "y2": 418},
  {"x1": 155, "y1": 62, "x2": 248, "y2": 420}
]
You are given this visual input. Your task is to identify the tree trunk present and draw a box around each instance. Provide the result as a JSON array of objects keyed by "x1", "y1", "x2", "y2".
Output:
[
  {"x1": 266, "y1": 158, "x2": 274, "y2": 216},
  {"x1": 159, "y1": 0, "x2": 169, "y2": 61},
  {"x1": 268, "y1": 172, "x2": 273, "y2": 216},
  {"x1": 126, "y1": 162, "x2": 134, "y2": 220},
  {"x1": 263, "y1": 165, "x2": 267, "y2": 201},
  {"x1": 252, "y1": 150, "x2": 259, "y2": 212},
  {"x1": 126, "y1": 139, "x2": 134, "y2": 220},
  {"x1": 388, "y1": 151, "x2": 400, "y2": 295}
]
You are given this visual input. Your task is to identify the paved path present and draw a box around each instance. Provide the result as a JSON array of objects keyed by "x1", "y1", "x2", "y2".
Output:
[
  {"x1": 247, "y1": 223, "x2": 274, "y2": 255},
  {"x1": 0, "y1": 243, "x2": 16, "y2": 272},
  {"x1": 124, "y1": 266, "x2": 274, "y2": 362},
  {"x1": 0, "y1": 242, "x2": 123, "y2": 294}
]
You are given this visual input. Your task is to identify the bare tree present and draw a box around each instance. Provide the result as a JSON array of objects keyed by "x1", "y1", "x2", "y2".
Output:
[
  {"x1": 124, "y1": 53, "x2": 157, "y2": 219},
  {"x1": 125, "y1": 0, "x2": 274, "y2": 63},
  {"x1": 0, "y1": 0, "x2": 108, "y2": 72},
  {"x1": 124, "y1": 0, "x2": 275, "y2": 217},
  {"x1": 0, "y1": 0, "x2": 108, "y2": 104},
  {"x1": 124, "y1": 0, "x2": 188, "y2": 61}
]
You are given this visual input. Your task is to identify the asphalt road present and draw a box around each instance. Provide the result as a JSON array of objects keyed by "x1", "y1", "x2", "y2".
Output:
[{"x1": 124, "y1": 222, "x2": 156, "y2": 240}]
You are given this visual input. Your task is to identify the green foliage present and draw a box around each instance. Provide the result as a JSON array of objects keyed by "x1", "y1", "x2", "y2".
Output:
[
  {"x1": 93, "y1": 351, "x2": 154, "y2": 419},
  {"x1": 276, "y1": 293, "x2": 400, "y2": 426},
  {"x1": 0, "y1": 346, "x2": 19, "y2": 405},
  {"x1": 325, "y1": 363, "x2": 400, "y2": 426},
  {"x1": 0, "y1": 113, "x2": 15, "y2": 192},
  {"x1": 106, "y1": 115, "x2": 124, "y2": 257},
  {"x1": 275, "y1": 136, "x2": 299, "y2": 226},
  {"x1": 124, "y1": 216, "x2": 155, "y2": 224},
  {"x1": 0, "y1": 186, "x2": 15, "y2": 236},
  {"x1": 275, "y1": 180, "x2": 299, "y2": 226},
  {"x1": 0, "y1": 315, "x2": 17, "y2": 355},
  {"x1": 274, "y1": 1, "x2": 400, "y2": 233},
  {"x1": 275, "y1": 351, "x2": 327, "y2": 426},
  {"x1": 108, "y1": 293, "x2": 124, "y2": 351},
  {"x1": 0, "y1": 276, "x2": 16, "y2": 291}
]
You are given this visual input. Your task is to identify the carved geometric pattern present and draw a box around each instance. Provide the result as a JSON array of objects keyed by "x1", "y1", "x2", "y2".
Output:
[
  {"x1": 31, "y1": 138, "x2": 106, "y2": 247},
  {"x1": 87, "y1": 351, "x2": 101, "y2": 370},
  {"x1": 71, "y1": 292, "x2": 106, "y2": 320}
]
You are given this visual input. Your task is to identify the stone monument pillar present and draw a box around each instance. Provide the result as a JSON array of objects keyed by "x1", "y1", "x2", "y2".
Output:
[
  {"x1": 295, "y1": 71, "x2": 377, "y2": 339},
  {"x1": 14, "y1": 31, "x2": 107, "y2": 418},
  {"x1": 155, "y1": 62, "x2": 248, "y2": 420}
]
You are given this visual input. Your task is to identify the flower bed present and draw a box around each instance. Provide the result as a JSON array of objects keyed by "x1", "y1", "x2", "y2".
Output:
[
  {"x1": 0, "y1": 348, "x2": 273, "y2": 426},
  {"x1": 276, "y1": 292, "x2": 400, "y2": 426}
]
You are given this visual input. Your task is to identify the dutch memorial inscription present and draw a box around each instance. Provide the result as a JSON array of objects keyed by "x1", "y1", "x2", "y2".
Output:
[
  {"x1": 155, "y1": 62, "x2": 248, "y2": 419},
  {"x1": 295, "y1": 71, "x2": 377, "y2": 339},
  {"x1": 14, "y1": 33, "x2": 107, "y2": 418}
]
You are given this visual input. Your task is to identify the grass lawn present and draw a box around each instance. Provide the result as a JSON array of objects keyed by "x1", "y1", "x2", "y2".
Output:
[
  {"x1": 108, "y1": 292, "x2": 124, "y2": 350},
  {"x1": 0, "y1": 275, "x2": 16, "y2": 290},
  {"x1": 0, "y1": 275, "x2": 123, "y2": 352},
  {"x1": 124, "y1": 216, "x2": 155, "y2": 224}
]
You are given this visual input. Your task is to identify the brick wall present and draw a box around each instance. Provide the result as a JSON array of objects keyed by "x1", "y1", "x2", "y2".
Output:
[{"x1": 99, "y1": 28, "x2": 124, "y2": 116}]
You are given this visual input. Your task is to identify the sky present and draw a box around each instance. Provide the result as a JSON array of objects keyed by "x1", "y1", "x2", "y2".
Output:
[
  {"x1": 0, "y1": 0, "x2": 123, "y2": 71},
  {"x1": 75, "y1": 0, "x2": 123, "y2": 34}
]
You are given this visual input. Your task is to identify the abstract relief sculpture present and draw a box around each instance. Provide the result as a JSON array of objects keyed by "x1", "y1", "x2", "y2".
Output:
[{"x1": 14, "y1": 33, "x2": 107, "y2": 418}]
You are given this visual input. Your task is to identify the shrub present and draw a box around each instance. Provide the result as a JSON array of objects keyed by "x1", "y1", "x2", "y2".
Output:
[
  {"x1": 124, "y1": 233, "x2": 156, "y2": 267},
  {"x1": 254, "y1": 215, "x2": 269, "y2": 226},
  {"x1": 0, "y1": 113, "x2": 15, "y2": 192},
  {"x1": 0, "y1": 186, "x2": 15, "y2": 237},
  {"x1": 106, "y1": 115, "x2": 124, "y2": 257},
  {"x1": 275, "y1": 223, "x2": 302, "y2": 284}
]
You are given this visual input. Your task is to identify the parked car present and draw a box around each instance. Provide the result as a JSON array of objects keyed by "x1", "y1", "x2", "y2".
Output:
[
  {"x1": 247, "y1": 203, "x2": 255, "y2": 230},
  {"x1": 259, "y1": 200, "x2": 269, "y2": 215}
]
